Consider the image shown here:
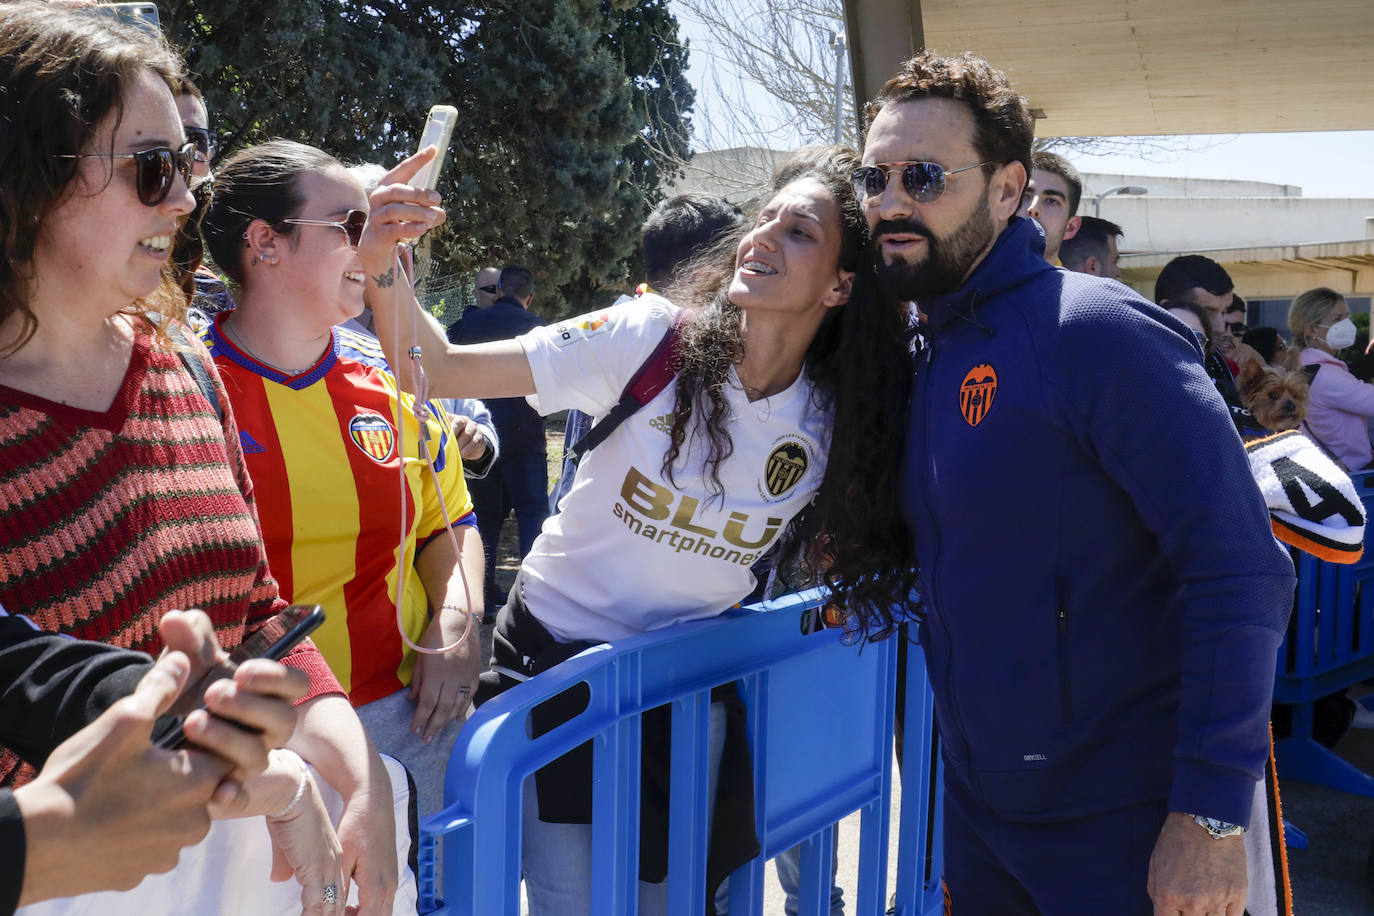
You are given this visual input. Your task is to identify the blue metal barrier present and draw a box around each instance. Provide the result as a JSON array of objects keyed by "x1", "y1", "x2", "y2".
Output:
[
  {"x1": 417, "y1": 589, "x2": 944, "y2": 915},
  {"x1": 1273, "y1": 469, "x2": 1374, "y2": 797}
]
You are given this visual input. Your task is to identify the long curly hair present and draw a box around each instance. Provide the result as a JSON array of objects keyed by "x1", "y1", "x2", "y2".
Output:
[
  {"x1": 0, "y1": 2, "x2": 188, "y2": 353},
  {"x1": 664, "y1": 145, "x2": 920, "y2": 641}
]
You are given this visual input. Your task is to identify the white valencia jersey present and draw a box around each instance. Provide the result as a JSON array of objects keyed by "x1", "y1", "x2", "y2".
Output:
[{"x1": 518, "y1": 295, "x2": 831, "y2": 642}]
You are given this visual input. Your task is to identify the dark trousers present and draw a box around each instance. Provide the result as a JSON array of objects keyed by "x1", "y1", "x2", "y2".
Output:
[
  {"x1": 942, "y1": 780, "x2": 1165, "y2": 914},
  {"x1": 469, "y1": 449, "x2": 549, "y2": 602}
]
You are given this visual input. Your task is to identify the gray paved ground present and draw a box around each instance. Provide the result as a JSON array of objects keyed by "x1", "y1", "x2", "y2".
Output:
[{"x1": 1282, "y1": 721, "x2": 1374, "y2": 914}]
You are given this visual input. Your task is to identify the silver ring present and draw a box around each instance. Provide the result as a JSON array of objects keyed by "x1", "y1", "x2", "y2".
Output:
[{"x1": 322, "y1": 883, "x2": 339, "y2": 905}]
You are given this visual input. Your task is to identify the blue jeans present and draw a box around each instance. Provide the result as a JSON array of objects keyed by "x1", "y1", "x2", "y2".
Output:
[
  {"x1": 522, "y1": 702, "x2": 728, "y2": 916},
  {"x1": 548, "y1": 409, "x2": 592, "y2": 513},
  {"x1": 468, "y1": 449, "x2": 549, "y2": 601},
  {"x1": 714, "y1": 840, "x2": 844, "y2": 916}
]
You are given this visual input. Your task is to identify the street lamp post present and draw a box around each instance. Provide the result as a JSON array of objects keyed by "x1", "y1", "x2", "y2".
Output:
[
  {"x1": 1093, "y1": 185, "x2": 1148, "y2": 218},
  {"x1": 830, "y1": 31, "x2": 846, "y2": 144}
]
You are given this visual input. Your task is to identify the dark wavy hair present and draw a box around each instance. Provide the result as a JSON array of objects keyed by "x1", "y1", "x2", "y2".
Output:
[
  {"x1": 200, "y1": 140, "x2": 343, "y2": 286},
  {"x1": 0, "y1": 2, "x2": 187, "y2": 353},
  {"x1": 664, "y1": 145, "x2": 919, "y2": 641}
]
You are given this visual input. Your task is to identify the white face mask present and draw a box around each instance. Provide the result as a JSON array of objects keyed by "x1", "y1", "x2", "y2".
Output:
[{"x1": 1322, "y1": 317, "x2": 1357, "y2": 350}]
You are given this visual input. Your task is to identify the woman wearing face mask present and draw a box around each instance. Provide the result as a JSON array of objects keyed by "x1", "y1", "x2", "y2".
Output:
[{"x1": 1291, "y1": 287, "x2": 1374, "y2": 470}]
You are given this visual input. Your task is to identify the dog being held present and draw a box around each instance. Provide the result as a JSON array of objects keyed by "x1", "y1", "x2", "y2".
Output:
[{"x1": 1236, "y1": 357, "x2": 1310, "y2": 434}]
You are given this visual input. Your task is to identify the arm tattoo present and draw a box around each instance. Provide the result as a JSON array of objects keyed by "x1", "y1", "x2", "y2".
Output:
[{"x1": 373, "y1": 268, "x2": 395, "y2": 288}]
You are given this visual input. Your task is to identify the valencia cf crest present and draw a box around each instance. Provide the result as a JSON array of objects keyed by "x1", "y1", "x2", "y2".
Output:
[
  {"x1": 764, "y1": 441, "x2": 809, "y2": 497},
  {"x1": 959, "y1": 363, "x2": 998, "y2": 427},
  {"x1": 349, "y1": 413, "x2": 396, "y2": 463}
]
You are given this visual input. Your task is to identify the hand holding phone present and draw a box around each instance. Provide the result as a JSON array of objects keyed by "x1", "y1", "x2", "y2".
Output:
[
  {"x1": 412, "y1": 105, "x2": 458, "y2": 193},
  {"x1": 156, "y1": 605, "x2": 324, "y2": 750}
]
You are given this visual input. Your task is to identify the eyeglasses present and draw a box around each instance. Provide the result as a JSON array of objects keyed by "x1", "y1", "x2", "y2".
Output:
[
  {"x1": 477, "y1": 284, "x2": 499, "y2": 295},
  {"x1": 851, "y1": 160, "x2": 993, "y2": 204},
  {"x1": 54, "y1": 142, "x2": 196, "y2": 206},
  {"x1": 278, "y1": 209, "x2": 368, "y2": 248},
  {"x1": 1225, "y1": 320, "x2": 1247, "y2": 336},
  {"x1": 184, "y1": 127, "x2": 215, "y2": 163}
]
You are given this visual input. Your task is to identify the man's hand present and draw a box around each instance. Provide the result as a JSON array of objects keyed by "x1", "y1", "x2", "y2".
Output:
[
  {"x1": 450, "y1": 415, "x2": 489, "y2": 463},
  {"x1": 1147, "y1": 811, "x2": 1247, "y2": 915},
  {"x1": 158, "y1": 610, "x2": 309, "y2": 796},
  {"x1": 408, "y1": 611, "x2": 482, "y2": 743},
  {"x1": 14, "y1": 651, "x2": 231, "y2": 904}
]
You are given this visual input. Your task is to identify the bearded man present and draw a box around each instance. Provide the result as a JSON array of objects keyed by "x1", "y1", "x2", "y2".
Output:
[{"x1": 857, "y1": 51, "x2": 1295, "y2": 915}]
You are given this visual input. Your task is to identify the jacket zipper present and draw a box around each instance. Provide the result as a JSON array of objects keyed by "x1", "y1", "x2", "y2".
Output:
[
  {"x1": 920, "y1": 341, "x2": 973, "y2": 767},
  {"x1": 1055, "y1": 578, "x2": 1072, "y2": 727}
]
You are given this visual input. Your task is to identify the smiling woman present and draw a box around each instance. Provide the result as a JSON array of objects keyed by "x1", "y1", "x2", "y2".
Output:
[
  {"x1": 0, "y1": 6, "x2": 405, "y2": 912},
  {"x1": 198, "y1": 141, "x2": 486, "y2": 822},
  {"x1": 360, "y1": 142, "x2": 920, "y2": 915}
]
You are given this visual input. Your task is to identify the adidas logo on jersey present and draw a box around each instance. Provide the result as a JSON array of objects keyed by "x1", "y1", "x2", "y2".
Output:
[
  {"x1": 648, "y1": 413, "x2": 674, "y2": 435},
  {"x1": 239, "y1": 431, "x2": 266, "y2": 455}
]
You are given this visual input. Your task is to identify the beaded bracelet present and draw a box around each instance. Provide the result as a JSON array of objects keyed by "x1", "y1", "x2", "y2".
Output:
[{"x1": 267, "y1": 748, "x2": 310, "y2": 820}]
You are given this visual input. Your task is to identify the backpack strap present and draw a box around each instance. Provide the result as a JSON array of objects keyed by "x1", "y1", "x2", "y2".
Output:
[
  {"x1": 569, "y1": 309, "x2": 690, "y2": 459},
  {"x1": 167, "y1": 322, "x2": 225, "y2": 425}
]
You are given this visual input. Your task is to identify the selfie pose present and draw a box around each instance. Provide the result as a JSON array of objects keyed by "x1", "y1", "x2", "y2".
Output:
[
  {"x1": 363, "y1": 144, "x2": 918, "y2": 913},
  {"x1": 199, "y1": 140, "x2": 485, "y2": 817},
  {"x1": 0, "y1": 7, "x2": 400, "y2": 912}
]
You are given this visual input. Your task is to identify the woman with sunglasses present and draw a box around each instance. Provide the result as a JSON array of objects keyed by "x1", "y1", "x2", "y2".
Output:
[
  {"x1": 0, "y1": 7, "x2": 404, "y2": 914},
  {"x1": 198, "y1": 140, "x2": 486, "y2": 820},
  {"x1": 364, "y1": 144, "x2": 919, "y2": 913}
]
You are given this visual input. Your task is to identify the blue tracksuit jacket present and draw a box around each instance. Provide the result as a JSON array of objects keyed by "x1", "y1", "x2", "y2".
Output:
[{"x1": 903, "y1": 217, "x2": 1296, "y2": 827}]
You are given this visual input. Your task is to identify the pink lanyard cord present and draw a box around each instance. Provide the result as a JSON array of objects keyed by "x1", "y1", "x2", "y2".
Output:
[{"x1": 391, "y1": 244, "x2": 475, "y2": 656}]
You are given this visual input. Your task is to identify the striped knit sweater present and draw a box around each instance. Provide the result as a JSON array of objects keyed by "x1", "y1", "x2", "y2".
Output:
[{"x1": 0, "y1": 322, "x2": 341, "y2": 784}]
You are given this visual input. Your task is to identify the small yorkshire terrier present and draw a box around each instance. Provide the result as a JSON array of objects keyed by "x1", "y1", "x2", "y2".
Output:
[{"x1": 1236, "y1": 358, "x2": 1310, "y2": 433}]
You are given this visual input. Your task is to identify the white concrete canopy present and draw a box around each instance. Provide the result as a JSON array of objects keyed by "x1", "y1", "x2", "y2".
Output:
[{"x1": 844, "y1": 0, "x2": 1374, "y2": 137}]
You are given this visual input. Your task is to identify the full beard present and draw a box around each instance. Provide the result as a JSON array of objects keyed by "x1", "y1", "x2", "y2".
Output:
[{"x1": 873, "y1": 192, "x2": 994, "y2": 304}]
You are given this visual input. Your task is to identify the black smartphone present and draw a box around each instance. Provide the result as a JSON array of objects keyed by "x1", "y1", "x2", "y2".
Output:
[{"x1": 154, "y1": 605, "x2": 325, "y2": 750}]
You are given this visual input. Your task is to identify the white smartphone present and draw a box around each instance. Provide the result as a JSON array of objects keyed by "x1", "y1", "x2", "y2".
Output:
[
  {"x1": 97, "y1": 3, "x2": 161, "y2": 34},
  {"x1": 412, "y1": 105, "x2": 458, "y2": 192}
]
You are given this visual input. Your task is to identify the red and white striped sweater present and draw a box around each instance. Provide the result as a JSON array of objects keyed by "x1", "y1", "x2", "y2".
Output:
[{"x1": 0, "y1": 323, "x2": 340, "y2": 783}]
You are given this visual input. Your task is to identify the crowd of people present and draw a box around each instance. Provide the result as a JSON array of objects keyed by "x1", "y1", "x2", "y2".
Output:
[{"x1": 0, "y1": 2, "x2": 1368, "y2": 915}]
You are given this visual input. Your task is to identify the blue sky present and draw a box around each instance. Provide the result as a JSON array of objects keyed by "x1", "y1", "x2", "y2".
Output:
[{"x1": 672, "y1": 5, "x2": 1374, "y2": 200}]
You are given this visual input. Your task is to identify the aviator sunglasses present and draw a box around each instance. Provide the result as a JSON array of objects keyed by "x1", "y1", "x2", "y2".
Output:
[
  {"x1": 55, "y1": 141, "x2": 197, "y2": 206},
  {"x1": 851, "y1": 160, "x2": 993, "y2": 204},
  {"x1": 278, "y1": 209, "x2": 368, "y2": 248}
]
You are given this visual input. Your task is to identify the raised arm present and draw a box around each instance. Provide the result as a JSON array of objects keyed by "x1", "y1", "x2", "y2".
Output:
[{"x1": 356, "y1": 150, "x2": 535, "y2": 401}]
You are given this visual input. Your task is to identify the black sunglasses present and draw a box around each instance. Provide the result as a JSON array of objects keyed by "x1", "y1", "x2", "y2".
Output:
[
  {"x1": 55, "y1": 141, "x2": 196, "y2": 206},
  {"x1": 278, "y1": 209, "x2": 368, "y2": 248},
  {"x1": 477, "y1": 284, "x2": 499, "y2": 295},
  {"x1": 851, "y1": 160, "x2": 993, "y2": 204},
  {"x1": 184, "y1": 126, "x2": 215, "y2": 163}
]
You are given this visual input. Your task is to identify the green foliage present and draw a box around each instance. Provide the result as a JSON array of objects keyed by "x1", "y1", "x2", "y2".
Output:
[
  {"x1": 163, "y1": 1, "x2": 449, "y2": 165},
  {"x1": 164, "y1": 0, "x2": 694, "y2": 322}
]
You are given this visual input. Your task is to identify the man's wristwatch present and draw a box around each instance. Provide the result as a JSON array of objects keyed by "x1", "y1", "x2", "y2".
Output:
[{"x1": 1188, "y1": 814, "x2": 1245, "y2": 839}]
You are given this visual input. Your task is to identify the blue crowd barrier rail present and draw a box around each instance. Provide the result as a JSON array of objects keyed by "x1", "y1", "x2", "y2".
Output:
[
  {"x1": 417, "y1": 588, "x2": 944, "y2": 915},
  {"x1": 1273, "y1": 468, "x2": 1374, "y2": 797}
]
